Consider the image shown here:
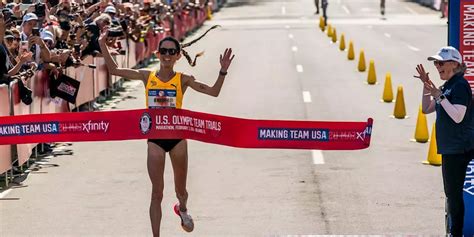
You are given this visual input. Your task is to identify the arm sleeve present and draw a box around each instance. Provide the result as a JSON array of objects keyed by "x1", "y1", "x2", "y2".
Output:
[{"x1": 440, "y1": 82, "x2": 471, "y2": 123}]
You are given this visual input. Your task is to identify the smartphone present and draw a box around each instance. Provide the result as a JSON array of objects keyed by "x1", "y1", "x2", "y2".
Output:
[
  {"x1": 32, "y1": 27, "x2": 40, "y2": 37},
  {"x1": 20, "y1": 41, "x2": 29, "y2": 51},
  {"x1": 74, "y1": 44, "x2": 81, "y2": 53}
]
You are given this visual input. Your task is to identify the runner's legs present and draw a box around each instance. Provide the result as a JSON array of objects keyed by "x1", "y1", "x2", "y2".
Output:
[
  {"x1": 147, "y1": 142, "x2": 167, "y2": 237},
  {"x1": 169, "y1": 140, "x2": 189, "y2": 211}
]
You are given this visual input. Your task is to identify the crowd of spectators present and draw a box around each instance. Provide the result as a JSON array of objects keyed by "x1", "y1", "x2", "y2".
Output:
[{"x1": 0, "y1": 0, "x2": 214, "y2": 105}]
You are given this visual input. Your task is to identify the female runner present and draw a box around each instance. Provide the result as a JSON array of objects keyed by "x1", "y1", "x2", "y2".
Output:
[{"x1": 99, "y1": 27, "x2": 234, "y2": 237}]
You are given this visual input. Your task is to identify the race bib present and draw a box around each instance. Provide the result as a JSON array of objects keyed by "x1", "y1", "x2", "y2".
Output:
[{"x1": 148, "y1": 89, "x2": 177, "y2": 108}]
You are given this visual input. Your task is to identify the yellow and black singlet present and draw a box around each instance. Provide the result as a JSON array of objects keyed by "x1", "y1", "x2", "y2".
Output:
[{"x1": 145, "y1": 71, "x2": 183, "y2": 109}]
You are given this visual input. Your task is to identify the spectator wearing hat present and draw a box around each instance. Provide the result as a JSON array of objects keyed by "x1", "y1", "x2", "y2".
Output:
[
  {"x1": 40, "y1": 30, "x2": 55, "y2": 49},
  {"x1": 4, "y1": 30, "x2": 20, "y2": 60},
  {"x1": 0, "y1": 13, "x2": 32, "y2": 81},
  {"x1": 20, "y1": 13, "x2": 51, "y2": 64},
  {"x1": 79, "y1": 14, "x2": 111, "y2": 58},
  {"x1": 415, "y1": 46, "x2": 474, "y2": 236},
  {"x1": 4, "y1": 29, "x2": 33, "y2": 77},
  {"x1": 104, "y1": 6, "x2": 120, "y2": 26},
  {"x1": 40, "y1": 29, "x2": 71, "y2": 66}
]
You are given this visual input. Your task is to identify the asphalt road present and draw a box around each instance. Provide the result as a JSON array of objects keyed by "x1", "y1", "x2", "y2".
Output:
[{"x1": 1, "y1": 0, "x2": 451, "y2": 236}]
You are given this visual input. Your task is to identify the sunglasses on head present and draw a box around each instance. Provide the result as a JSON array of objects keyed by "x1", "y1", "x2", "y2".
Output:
[
  {"x1": 158, "y1": 47, "x2": 179, "y2": 56},
  {"x1": 434, "y1": 60, "x2": 454, "y2": 66},
  {"x1": 6, "y1": 37, "x2": 20, "y2": 42}
]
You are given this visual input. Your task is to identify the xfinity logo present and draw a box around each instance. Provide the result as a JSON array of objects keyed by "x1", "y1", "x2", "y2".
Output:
[{"x1": 82, "y1": 120, "x2": 109, "y2": 133}]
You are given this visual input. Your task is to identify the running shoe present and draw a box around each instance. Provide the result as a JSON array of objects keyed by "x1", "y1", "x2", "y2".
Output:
[{"x1": 173, "y1": 203, "x2": 194, "y2": 232}]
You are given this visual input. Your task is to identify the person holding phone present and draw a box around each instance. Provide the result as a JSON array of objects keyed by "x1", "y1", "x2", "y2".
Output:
[
  {"x1": 414, "y1": 46, "x2": 474, "y2": 236},
  {"x1": 20, "y1": 13, "x2": 51, "y2": 64},
  {"x1": 99, "y1": 26, "x2": 234, "y2": 237}
]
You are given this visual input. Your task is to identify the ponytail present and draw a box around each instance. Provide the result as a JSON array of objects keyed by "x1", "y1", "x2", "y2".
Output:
[{"x1": 158, "y1": 25, "x2": 220, "y2": 67}]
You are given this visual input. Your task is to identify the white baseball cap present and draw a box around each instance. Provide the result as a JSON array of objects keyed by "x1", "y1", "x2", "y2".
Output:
[
  {"x1": 104, "y1": 6, "x2": 116, "y2": 14},
  {"x1": 40, "y1": 30, "x2": 55, "y2": 44},
  {"x1": 428, "y1": 46, "x2": 463, "y2": 64},
  {"x1": 22, "y1": 13, "x2": 39, "y2": 23}
]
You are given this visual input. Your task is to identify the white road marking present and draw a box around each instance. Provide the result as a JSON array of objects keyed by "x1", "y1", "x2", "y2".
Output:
[
  {"x1": 296, "y1": 64, "x2": 304, "y2": 73},
  {"x1": 291, "y1": 46, "x2": 298, "y2": 52},
  {"x1": 312, "y1": 150, "x2": 325, "y2": 164},
  {"x1": 384, "y1": 33, "x2": 391, "y2": 38},
  {"x1": 406, "y1": 44, "x2": 420, "y2": 51},
  {"x1": 281, "y1": 6, "x2": 286, "y2": 15},
  {"x1": 288, "y1": 34, "x2": 294, "y2": 39},
  {"x1": 302, "y1": 91, "x2": 312, "y2": 103},
  {"x1": 0, "y1": 189, "x2": 12, "y2": 199},
  {"x1": 405, "y1": 6, "x2": 418, "y2": 15},
  {"x1": 342, "y1": 5, "x2": 351, "y2": 14}
]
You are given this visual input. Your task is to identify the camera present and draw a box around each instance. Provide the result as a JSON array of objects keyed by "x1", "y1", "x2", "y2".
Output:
[
  {"x1": 1, "y1": 8, "x2": 20, "y2": 26},
  {"x1": 34, "y1": 3, "x2": 46, "y2": 18},
  {"x1": 64, "y1": 55, "x2": 80, "y2": 68},
  {"x1": 85, "y1": 23, "x2": 100, "y2": 38},
  {"x1": 107, "y1": 27, "x2": 124, "y2": 38},
  {"x1": 58, "y1": 16, "x2": 72, "y2": 31},
  {"x1": 2, "y1": 8, "x2": 13, "y2": 21}
]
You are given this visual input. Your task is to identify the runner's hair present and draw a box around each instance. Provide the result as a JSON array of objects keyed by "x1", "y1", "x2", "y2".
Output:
[{"x1": 158, "y1": 25, "x2": 220, "y2": 67}]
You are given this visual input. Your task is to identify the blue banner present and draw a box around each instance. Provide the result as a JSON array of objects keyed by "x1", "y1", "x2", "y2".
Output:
[
  {"x1": 449, "y1": 1, "x2": 474, "y2": 235},
  {"x1": 464, "y1": 160, "x2": 474, "y2": 234}
]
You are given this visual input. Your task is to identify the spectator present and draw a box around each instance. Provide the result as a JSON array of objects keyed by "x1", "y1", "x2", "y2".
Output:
[
  {"x1": 414, "y1": 46, "x2": 474, "y2": 236},
  {"x1": 4, "y1": 30, "x2": 33, "y2": 77},
  {"x1": 104, "y1": 5, "x2": 120, "y2": 26},
  {"x1": 20, "y1": 13, "x2": 51, "y2": 64},
  {"x1": 441, "y1": 0, "x2": 448, "y2": 18}
]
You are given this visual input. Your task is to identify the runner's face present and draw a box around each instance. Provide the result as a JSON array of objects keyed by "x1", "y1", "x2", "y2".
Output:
[{"x1": 157, "y1": 41, "x2": 180, "y2": 67}]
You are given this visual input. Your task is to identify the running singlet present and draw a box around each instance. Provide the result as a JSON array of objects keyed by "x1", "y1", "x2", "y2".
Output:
[{"x1": 145, "y1": 72, "x2": 183, "y2": 109}]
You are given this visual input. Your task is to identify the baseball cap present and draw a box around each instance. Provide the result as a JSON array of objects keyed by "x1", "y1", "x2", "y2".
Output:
[
  {"x1": 23, "y1": 13, "x2": 39, "y2": 23},
  {"x1": 428, "y1": 46, "x2": 463, "y2": 64},
  {"x1": 40, "y1": 30, "x2": 55, "y2": 44},
  {"x1": 5, "y1": 3, "x2": 17, "y2": 10},
  {"x1": 104, "y1": 6, "x2": 116, "y2": 14}
]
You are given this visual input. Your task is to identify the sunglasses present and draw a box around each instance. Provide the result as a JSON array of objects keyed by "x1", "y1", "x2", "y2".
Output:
[
  {"x1": 158, "y1": 47, "x2": 179, "y2": 56},
  {"x1": 6, "y1": 37, "x2": 21, "y2": 42},
  {"x1": 434, "y1": 60, "x2": 454, "y2": 67}
]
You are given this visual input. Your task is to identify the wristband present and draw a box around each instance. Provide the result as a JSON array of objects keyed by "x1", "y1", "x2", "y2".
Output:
[{"x1": 219, "y1": 70, "x2": 227, "y2": 76}]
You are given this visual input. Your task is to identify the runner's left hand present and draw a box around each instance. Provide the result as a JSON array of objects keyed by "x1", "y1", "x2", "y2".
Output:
[{"x1": 220, "y1": 48, "x2": 234, "y2": 73}]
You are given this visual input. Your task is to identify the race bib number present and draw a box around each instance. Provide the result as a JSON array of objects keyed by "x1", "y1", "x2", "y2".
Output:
[{"x1": 148, "y1": 89, "x2": 177, "y2": 108}]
